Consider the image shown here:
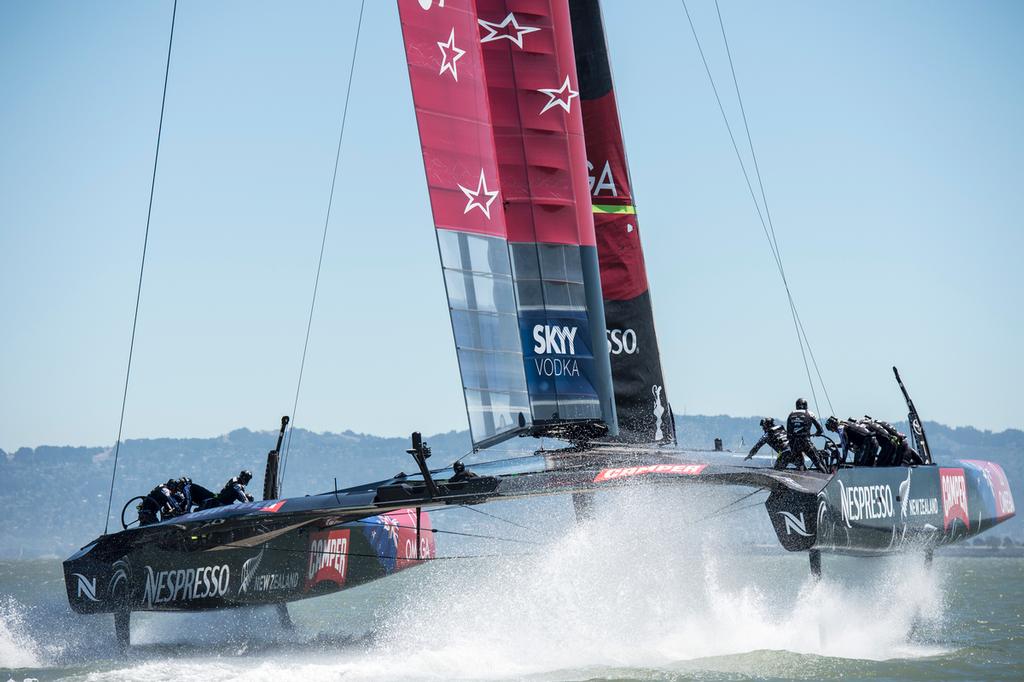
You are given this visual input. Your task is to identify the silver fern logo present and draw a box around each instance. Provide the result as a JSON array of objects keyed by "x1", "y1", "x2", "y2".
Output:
[
  {"x1": 899, "y1": 470, "x2": 913, "y2": 523},
  {"x1": 239, "y1": 546, "x2": 266, "y2": 595}
]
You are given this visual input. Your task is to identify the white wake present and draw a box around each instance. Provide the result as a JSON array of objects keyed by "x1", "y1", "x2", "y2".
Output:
[
  {"x1": 0, "y1": 596, "x2": 43, "y2": 669},
  {"x1": 82, "y1": 486, "x2": 949, "y2": 681}
]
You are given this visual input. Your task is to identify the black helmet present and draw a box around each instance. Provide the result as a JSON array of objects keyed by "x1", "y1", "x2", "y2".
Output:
[
  {"x1": 165, "y1": 478, "x2": 179, "y2": 489},
  {"x1": 238, "y1": 470, "x2": 253, "y2": 485},
  {"x1": 795, "y1": 398, "x2": 808, "y2": 410},
  {"x1": 826, "y1": 416, "x2": 839, "y2": 432},
  {"x1": 759, "y1": 417, "x2": 775, "y2": 430}
]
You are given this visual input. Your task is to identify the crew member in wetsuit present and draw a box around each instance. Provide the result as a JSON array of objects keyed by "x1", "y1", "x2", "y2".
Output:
[
  {"x1": 212, "y1": 470, "x2": 254, "y2": 506},
  {"x1": 787, "y1": 398, "x2": 826, "y2": 472},
  {"x1": 173, "y1": 477, "x2": 217, "y2": 513},
  {"x1": 449, "y1": 460, "x2": 478, "y2": 483},
  {"x1": 862, "y1": 417, "x2": 901, "y2": 466},
  {"x1": 138, "y1": 480, "x2": 183, "y2": 526},
  {"x1": 826, "y1": 416, "x2": 878, "y2": 467},
  {"x1": 745, "y1": 417, "x2": 802, "y2": 470},
  {"x1": 863, "y1": 418, "x2": 923, "y2": 466},
  {"x1": 895, "y1": 434, "x2": 924, "y2": 466}
]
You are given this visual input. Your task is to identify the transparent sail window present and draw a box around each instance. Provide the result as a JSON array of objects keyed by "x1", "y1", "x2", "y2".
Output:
[
  {"x1": 439, "y1": 229, "x2": 513, "y2": 277},
  {"x1": 458, "y1": 348, "x2": 528, "y2": 391},
  {"x1": 450, "y1": 309, "x2": 521, "y2": 353},
  {"x1": 510, "y1": 243, "x2": 588, "y2": 312},
  {"x1": 445, "y1": 270, "x2": 518, "y2": 314},
  {"x1": 464, "y1": 389, "x2": 531, "y2": 444},
  {"x1": 531, "y1": 396, "x2": 602, "y2": 422},
  {"x1": 437, "y1": 229, "x2": 531, "y2": 447}
]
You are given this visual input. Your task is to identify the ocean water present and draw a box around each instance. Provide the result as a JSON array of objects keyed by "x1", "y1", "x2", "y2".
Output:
[{"x1": 1, "y1": 488, "x2": 1022, "y2": 681}]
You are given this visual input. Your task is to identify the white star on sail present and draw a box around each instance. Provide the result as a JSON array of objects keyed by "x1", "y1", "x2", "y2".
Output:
[
  {"x1": 458, "y1": 169, "x2": 499, "y2": 219},
  {"x1": 437, "y1": 28, "x2": 466, "y2": 81},
  {"x1": 537, "y1": 75, "x2": 579, "y2": 115},
  {"x1": 478, "y1": 13, "x2": 540, "y2": 49}
]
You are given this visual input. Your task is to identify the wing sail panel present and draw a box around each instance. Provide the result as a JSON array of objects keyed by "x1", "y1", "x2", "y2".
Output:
[
  {"x1": 475, "y1": 0, "x2": 617, "y2": 436},
  {"x1": 439, "y1": 230, "x2": 532, "y2": 442},
  {"x1": 398, "y1": 0, "x2": 617, "y2": 447},
  {"x1": 399, "y1": 0, "x2": 531, "y2": 448},
  {"x1": 569, "y1": 0, "x2": 674, "y2": 443}
]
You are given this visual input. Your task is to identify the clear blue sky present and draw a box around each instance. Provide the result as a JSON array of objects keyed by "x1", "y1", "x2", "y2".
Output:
[{"x1": 2, "y1": 0, "x2": 1022, "y2": 451}]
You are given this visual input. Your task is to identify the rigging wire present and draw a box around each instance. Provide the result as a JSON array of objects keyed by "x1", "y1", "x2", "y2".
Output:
[
  {"x1": 694, "y1": 486, "x2": 766, "y2": 523},
  {"x1": 447, "y1": 503, "x2": 541, "y2": 534},
  {"x1": 212, "y1": 487, "x2": 767, "y2": 563},
  {"x1": 279, "y1": 0, "x2": 367, "y2": 492},
  {"x1": 704, "y1": 496, "x2": 766, "y2": 520},
  {"x1": 712, "y1": 0, "x2": 835, "y2": 417},
  {"x1": 103, "y1": 0, "x2": 178, "y2": 535},
  {"x1": 346, "y1": 519, "x2": 540, "y2": 546},
  {"x1": 413, "y1": 484, "x2": 766, "y2": 535},
  {"x1": 679, "y1": 0, "x2": 834, "y2": 417},
  {"x1": 218, "y1": 541, "x2": 532, "y2": 563}
]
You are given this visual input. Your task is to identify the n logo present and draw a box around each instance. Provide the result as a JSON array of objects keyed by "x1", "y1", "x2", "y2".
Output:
[
  {"x1": 778, "y1": 511, "x2": 812, "y2": 537},
  {"x1": 73, "y1": 573, "x2": 99, "y2": 602}
]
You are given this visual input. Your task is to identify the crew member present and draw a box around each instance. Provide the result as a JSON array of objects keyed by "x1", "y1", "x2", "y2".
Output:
[
  {"x1": 745, "y1": 417, "x2": 802, "y2": 470},
  {"x1": 137, "y1": 480, "x2": 182, "y2": 526},
  {"x1": 863, "y1": 417, "x2": 901, "y2": 466},
  {"x1": 895, "y1": 435, "x2": 925, "y2": 466},
  {"x1": 826, "y1": 416, "x2": 878, "y2": 467},
  {"x1": 786, "y1": 398, "x2": 826, "y2": 472},
  {"x1": 864, "y1": 418, "x2": 923, "y2": 467},
  {"x1": 212, "y1": 470, "x2": 255, "y2": 507},
  {"x1": 449, "y1": 460, "x2": 478, "y2": 483},
  {"x1": 174, "y1": 477, "x2": 217, "y2": 513}
]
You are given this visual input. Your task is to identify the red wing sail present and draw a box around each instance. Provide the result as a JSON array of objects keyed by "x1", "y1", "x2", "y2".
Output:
[
  {"x1": 475, "y1": 0, "x2": 616, "y2": 435},
  {"x1": 569, "y1": 0, "x2": 674, "y2": 443},
  {"x1": 399, "y1": 0, "x2": 530, "y2": 448},
  {"x1": 397, "y1": 0, "x2": 617, "y2": 447}
]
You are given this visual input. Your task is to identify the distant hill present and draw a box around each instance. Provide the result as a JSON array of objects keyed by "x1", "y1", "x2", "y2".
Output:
[{"x1": 1, "y1": 416, "x2": 1020, "y2": 558}]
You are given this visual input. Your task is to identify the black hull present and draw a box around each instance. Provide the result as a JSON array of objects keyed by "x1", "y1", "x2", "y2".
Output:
[
  {"x1": 767, "y1": 460, "x2": 1016, "y2": 556},
  {"x1": 64, "y1": 507, "x2": 434, "y2": 615},
  {"x1": 65, "y1": 447, "x2": 1015, "y2": 620}
]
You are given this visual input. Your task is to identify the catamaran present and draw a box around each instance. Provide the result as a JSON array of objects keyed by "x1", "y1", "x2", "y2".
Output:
[{"x1": 64, "y1": 0, "x2": 1016, "y2": 649}]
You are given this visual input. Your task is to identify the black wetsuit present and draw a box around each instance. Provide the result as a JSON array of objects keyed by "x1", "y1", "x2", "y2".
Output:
[
  {"x1": 837, "y1": 420, "x2": 878, "y2": 466},
  {"x1": 787, "y1": 408, "x2": 826, "y2": 472},
  {"x1": 748, "y1": 425, "x2": 801, "y2": 470},
  {"x1": 138, "y1": 484, "x2": 181, "y2": 526},
  {"x1": 865, "y1": 420, "x2": 922, "y2": 466},
  {"x1": 896, "y1": 438, "x2": 924, "y2": 466},
  {"x1": 177, "y1": 481, "x2": 216, "y2": 513},
  {"x1": 449, "y1": 462, "x2": 479, "y2": 483},
  {"x1": 864, "y1": 419, "x2": 900, "y2": 466},
  {"x1": 215, "y1": 477, "x2": 254, "y2": 506}
]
